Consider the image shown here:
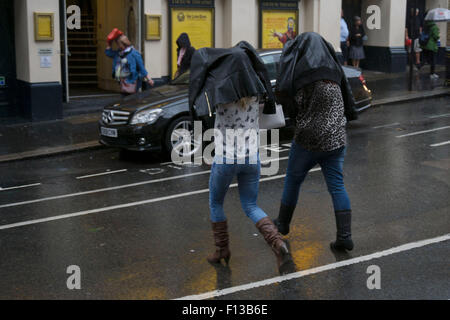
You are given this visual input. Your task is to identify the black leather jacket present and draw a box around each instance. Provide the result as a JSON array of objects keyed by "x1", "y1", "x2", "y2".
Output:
[
  {"x1": 188, "y1": 41, "x2": 276, "y2": 120},
  {"x1": 275, "y1": 32, "x2": 358, "y2": 121}
]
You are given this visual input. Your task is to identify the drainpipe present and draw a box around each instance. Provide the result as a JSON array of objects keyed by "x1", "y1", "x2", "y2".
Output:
[
  {"x1": 409, "y1": 0, "x2": 418, "y2": 91},
  {"x1": 138, "y1": 0, "x2": 143, "y2": 53}
]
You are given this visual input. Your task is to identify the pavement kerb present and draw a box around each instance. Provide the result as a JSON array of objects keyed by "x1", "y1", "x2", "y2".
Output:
[
  {"x1": 371, "y1": 87, "x2": 449, "y2": 107},
  {"x1": 0, "y1": 88, "x2": 448, "y2": 164},
  {"x1": 0, "y1": 141, "x2": 104, "y2": 164}
]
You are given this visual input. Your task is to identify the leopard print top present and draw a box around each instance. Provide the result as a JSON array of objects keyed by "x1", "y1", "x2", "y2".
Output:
[{"x1": 294, "y1": 80, "x2": 347, "y2": 152}]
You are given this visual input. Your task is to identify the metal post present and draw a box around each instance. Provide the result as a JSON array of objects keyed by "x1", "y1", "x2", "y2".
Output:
[
  {"x1": 138, "y1": 0, "x2": 142, "y2": 53},
  {"x1": 408, "y1": 0, "x2": 418, "y2": 91},
  {"x1": 60, "y1": 0, "x2": 70, "y2": 102}
]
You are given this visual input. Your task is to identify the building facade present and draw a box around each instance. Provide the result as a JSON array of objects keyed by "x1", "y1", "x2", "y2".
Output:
[{"x1": 0, "y1": 0, "x2": 448, "y2": 122}]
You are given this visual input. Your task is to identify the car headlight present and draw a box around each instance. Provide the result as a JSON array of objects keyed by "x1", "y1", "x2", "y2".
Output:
[{"x1": 130, "y1": 108, "x2": 163, "y2": 125}]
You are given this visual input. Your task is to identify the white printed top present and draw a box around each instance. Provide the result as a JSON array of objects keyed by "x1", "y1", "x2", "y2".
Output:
[{"x1": 214, "y1": 97, "x2": 260, "y2": 162}]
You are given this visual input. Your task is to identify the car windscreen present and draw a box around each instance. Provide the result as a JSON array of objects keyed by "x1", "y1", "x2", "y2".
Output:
[
  {"x1": 260, "y1": 53, "x2": 280, "y2": 80},
  {"x1": 170, "y1": 53, "x2": 281, "y2": 85},
  {"x1": 342, "y1": 66, "x2": 360, "y2": 79}
]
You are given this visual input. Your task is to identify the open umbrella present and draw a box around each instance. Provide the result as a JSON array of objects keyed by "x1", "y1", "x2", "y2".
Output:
[{"x1": 424, "y1": 8, "x2": 450, "y2": 22}]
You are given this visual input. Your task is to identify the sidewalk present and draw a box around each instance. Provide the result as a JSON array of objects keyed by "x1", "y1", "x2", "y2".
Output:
[
  {"x1": 364, "y1": 65, "x2": 447, "y2": 103},
  {"x1": 0, "y1": 66, "x2": 448, "y2": 163}
]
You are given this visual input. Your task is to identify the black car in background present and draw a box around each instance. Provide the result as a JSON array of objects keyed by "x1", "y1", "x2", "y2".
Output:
[{"x1": 99, "y1": 50, "x2": 372, "y2": 157}]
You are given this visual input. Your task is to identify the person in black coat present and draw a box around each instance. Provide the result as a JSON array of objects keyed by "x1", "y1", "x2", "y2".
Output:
[
  {"x1": 348, "y1": 16, "x2": 366, "y2": 68},
  {"x1": 174, "y1": 33, "x2": 195, "y2": 79},
  {"x1": 274, "y1": 32, "x2": 356, "y2": 252}
]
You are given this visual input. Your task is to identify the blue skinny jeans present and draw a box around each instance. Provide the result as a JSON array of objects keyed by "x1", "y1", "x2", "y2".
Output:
[
  {"x1": 209, "y1": 157, "x2": 268, "y2": 224},
  {"x1": 281, "y1": 142, "x2": 351, "y2": 212}
]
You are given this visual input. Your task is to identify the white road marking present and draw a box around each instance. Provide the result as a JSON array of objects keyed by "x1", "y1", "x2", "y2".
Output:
[
  {"x1": 261, "y1": 156, "x2": 289, "y2": 164},
  {"x1": 396, "y1": 126, "x2": 450, "y2": 138},
  {"x1": 167, "y1": 165, "x2": 183, "y2": 170},
  {"x1": 160, "y1": 145, "x2": 281, "y2": 166},
  {"x1": 0, "y1": 167, "x2": 320, "y2": 231},
  {"x1": 0, "y1": 183, "x2": 42, "y2": 192},
  {"x1": 373, "y1": 122, "x2": 400, "y2": 129},
  {"x1": 175, "y1": 234, "x2": 450, "y2": 300},
  {"x1": 430, "y1": 140, "x2": 450, "y2": 147},
  {"x1": 428, "y1": 113, "x2": 450, "y2": 119},
  {"x1": 76, "y1": 169, "x2": 128, "y2": 180},
  {"x1": 139, "y1": 168, "x2": 165, "y2": 175},
  {"x1": 70, "y1": 93, "x2": 120, "y2": 99},
  {"x1": 0, "y1": 171, "x2": 212, "y2": 209},
  {"x1": 0, "y1": 157, "x2": 289, "y2": 209}
]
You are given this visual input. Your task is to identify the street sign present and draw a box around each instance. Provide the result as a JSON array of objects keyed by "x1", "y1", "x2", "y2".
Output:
[
  {"x1": 40, "y1": 56, "x2": 52, "y2": 68},
  {"x1": 38, "y1": 48, "x2": 53, "y2": 55}
]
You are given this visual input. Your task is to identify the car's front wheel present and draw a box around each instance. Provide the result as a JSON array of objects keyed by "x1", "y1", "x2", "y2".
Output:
[{"x1": 165, "y1": 116, "x2": 203, "y2": 159}]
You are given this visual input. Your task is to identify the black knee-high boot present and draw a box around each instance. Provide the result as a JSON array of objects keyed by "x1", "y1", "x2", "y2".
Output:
[
  {"x1": 273, "y1": 203, "x2": 296, "y2": 236},
  {"x1": 330, "y1": 210, "x2": 354, "y2": 251}
]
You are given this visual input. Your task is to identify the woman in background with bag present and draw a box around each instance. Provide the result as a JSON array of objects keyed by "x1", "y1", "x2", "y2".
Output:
[
  {"x1": 105, "y1": 28, "x2": 154, "y2": 95},
  {"x1": 274, "y1": 32, "x2": 357, "y2": 252},
  {"x1": 189, "y1": 41, "x2": 293, "y2": 275}
]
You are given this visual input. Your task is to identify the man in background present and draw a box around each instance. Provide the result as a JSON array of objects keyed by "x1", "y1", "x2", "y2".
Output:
[
  {"x1": 340, "y1": 9, "x2": 350, "y2": 66},
  {"x1": 405, "y1": 8, "x2": 423, "y2": 69}
]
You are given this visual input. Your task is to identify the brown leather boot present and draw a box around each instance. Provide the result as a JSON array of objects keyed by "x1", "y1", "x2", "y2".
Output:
[
  {"x1": 256, "y1": 217, "x2": 292, "y2": 274},
  {"x1": 207, "y1": 221, "x2": 231, "y2": 265}
]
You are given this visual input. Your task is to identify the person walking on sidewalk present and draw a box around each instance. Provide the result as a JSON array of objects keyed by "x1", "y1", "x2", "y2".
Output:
[
  {"x1": 105, "y1": 28, "x2": 154, "y2": 95},
  {"x1": 189, "y1": 41, "x2": 293, "y2": 274},
  {"x1": 340, "y1": 10, "x2": 350, "y2": 66},
  {"x1": 405, "y1": 8, "x2": 423, "y2": 69},
  {"x1": 348, "y1": 16, "x2": 366, "y2": 68},
  {"x1": 174, "y1": 33, "x2": 195, "y2": 79},
  {"x1": 421, "y1": 19, "x2": 440, "y2": 79},
  {"x1": 274, "y1": 32, "x2": 358, "y2": 252}
]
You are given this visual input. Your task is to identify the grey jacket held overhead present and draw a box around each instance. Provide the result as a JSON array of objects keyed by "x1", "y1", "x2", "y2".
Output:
[
  {"x1": 275, "y1": 32, "x2": 358, "y2": 121},
  {"x1": 188, "y1": 41, "x2": 276, "y2": 120}
]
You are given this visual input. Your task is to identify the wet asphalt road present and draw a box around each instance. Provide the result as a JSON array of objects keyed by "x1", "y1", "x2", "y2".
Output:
[{"x1": 0, "y1": 96, "x2": 449, "y2": 300}]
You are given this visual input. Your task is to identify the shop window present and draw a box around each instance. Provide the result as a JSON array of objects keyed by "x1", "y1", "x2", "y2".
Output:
[{"x1": 169, "y1": 0, "x2": 215, "y2": 79}]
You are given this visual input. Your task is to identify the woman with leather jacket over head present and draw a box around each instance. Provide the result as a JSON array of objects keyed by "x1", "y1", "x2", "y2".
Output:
[
  {"x1": 189, "y1": 41, "x2": 293, "y2": 274},
  {"x1": 274, "y1": 32, "x2": 357, "y2": 252}
]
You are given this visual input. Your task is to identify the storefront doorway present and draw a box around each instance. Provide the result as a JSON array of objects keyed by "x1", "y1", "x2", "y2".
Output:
[
  {"x1": 62, "y1": 0, "x2": 142, "y2": 99},
  {"x1": 341, "y1": 0, "x2": 361, "y2": 31}
]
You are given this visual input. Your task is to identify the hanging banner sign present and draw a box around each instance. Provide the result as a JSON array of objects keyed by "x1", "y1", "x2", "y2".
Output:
[
  {"x1": 259, "y1": 1, "x2": 299, "y2": 49},
  {"x1": 261, "y1": 9, "x2": 298, "y2": 49}
]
